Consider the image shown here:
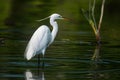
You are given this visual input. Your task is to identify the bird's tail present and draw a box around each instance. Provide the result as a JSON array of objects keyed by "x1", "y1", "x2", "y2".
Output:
[{"x1": 24, "y1": 47, "x2": 34, "y2": 60}]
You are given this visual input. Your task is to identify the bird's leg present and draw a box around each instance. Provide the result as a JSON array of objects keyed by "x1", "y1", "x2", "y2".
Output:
[
  {"x1": 38, "y1": 54, "x2": 40, "y2": 68},
  {"x1": 42, "y1": 55, "x2": 45, "y2": 68},
  {"x1": 37, "y1": 54, "x2": 40, "y2": 76}
]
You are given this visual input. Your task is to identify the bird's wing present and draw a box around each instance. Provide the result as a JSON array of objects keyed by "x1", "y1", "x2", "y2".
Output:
[{"x1": 24, "y1": 25, "x2": 52, "y2": 60}]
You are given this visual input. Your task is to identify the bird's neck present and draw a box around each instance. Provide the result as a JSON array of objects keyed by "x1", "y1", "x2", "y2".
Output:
[{"x1": 50, "y1": 18, "x2": 58, "y2": 43}]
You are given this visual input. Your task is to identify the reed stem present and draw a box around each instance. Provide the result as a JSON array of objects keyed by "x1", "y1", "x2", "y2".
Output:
[
  {"x1": 98, "y1": 0, "x2": 105, "y2": 33},
  {"x1": 82, "y1": 0, "x2": 105, "y2": 44}
]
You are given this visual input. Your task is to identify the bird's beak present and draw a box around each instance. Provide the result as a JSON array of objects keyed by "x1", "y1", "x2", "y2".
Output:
[{"x1": 62, "y1": 17, "x2": 70, "y2": 21}]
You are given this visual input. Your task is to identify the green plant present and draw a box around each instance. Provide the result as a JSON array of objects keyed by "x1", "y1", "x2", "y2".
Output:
[{"x1": 82, "y1": 0, "x2": 105, "y2": 44}]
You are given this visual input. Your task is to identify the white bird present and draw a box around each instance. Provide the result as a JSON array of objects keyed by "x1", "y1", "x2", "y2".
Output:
[{"x1": 24, "y1": 13, "x2": 64, "y2": 60}]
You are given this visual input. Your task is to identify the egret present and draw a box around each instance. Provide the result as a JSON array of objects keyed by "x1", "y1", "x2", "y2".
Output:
[{"x1": 24, "y1": 13, "x2": 65, "y2": 61}]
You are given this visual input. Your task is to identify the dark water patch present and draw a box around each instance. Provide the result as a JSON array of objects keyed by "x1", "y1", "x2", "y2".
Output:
[{"x1": 0, "y1": 74, "x2": 24, "y2": 78}]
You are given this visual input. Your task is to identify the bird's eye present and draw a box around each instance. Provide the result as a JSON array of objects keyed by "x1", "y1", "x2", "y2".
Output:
[{"x1": 59, "y1": 16, "x2": 62, "y2": 18}]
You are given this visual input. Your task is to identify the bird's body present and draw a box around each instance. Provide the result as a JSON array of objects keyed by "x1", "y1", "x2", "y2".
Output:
[
  {"x1": 25, "y1": 13, "x2": 64, "y2": 60},
  {"x1": 25, "y1": 25, "x2": 51, "y2": 60}
]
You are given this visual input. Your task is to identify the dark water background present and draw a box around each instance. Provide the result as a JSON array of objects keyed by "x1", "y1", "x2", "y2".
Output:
[{"x1": 0, "y1": 0, "x2": 120, "y2": 80}]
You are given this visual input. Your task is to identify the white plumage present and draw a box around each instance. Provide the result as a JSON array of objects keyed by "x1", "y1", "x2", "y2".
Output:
[
  {"x1": 25, "y1": 25, "x2": 51, "y2": 60},
  {"x1": 24, "y1": 13, "x2": 64, "y2": 60}
]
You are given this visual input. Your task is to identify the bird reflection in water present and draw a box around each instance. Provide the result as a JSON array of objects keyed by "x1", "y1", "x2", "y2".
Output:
[
  {"x1": 25, "y1": 69, "x2": 45, "y2": 80},
  {"x1": 25, "y1": 64, "x2": 45, "y2": 80}
]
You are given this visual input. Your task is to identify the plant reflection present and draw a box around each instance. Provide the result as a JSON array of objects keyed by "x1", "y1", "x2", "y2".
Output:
[
  {"x1": 88, "y1": 44, "x2": 109, "y2": 80},
  {"x1": 92, "y1": 44, "x2": 101, "y2": 61}
]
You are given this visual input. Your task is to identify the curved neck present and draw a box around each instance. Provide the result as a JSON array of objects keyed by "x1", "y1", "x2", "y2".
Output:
[{"x1": 50, "y1": 18, "x2": 58, "y2": 43}]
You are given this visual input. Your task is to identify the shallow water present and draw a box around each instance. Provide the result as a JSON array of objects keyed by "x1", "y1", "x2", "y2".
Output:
[
  {"x1": 0, "y1": 36, "x2": 120, "y2": 80},
  {"x1": 0, "y1": 0, "x2": 120, "y2": 80}
]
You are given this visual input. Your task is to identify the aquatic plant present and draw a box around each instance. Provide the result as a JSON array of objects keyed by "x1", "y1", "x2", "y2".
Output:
[{"x1": 82, "y1": 0, "x2": 105, "y2": 44}]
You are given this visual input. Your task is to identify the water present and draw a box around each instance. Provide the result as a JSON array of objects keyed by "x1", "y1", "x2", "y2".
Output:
[
  {"x1": 0, "y1": 0, "x2": 120, "y2": 80},
  {"x1": 0, "y1": 34, "x2": 120, "y2": 80}
]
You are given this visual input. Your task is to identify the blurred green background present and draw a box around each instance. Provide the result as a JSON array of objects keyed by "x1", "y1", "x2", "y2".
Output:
[{"x1": 0, "y1": 0, "x2": 120, "y2": 41}]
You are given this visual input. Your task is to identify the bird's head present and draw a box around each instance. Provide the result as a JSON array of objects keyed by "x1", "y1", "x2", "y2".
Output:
[
  {"x1": 36, "y1": 13, "x2": 68, "y2": 22},
  {"x1": 50, "y1": 13, "x2": 64, "y2": 20}
]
